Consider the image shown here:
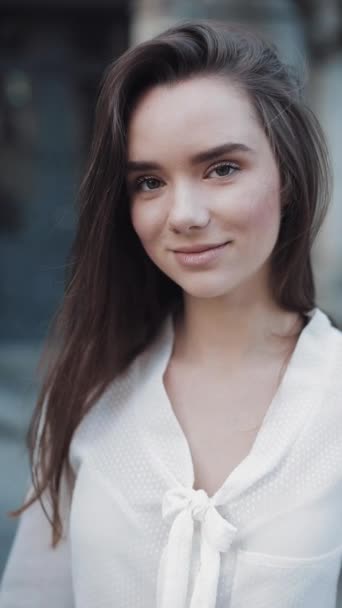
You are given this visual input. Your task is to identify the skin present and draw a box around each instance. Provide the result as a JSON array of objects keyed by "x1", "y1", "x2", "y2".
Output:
[{"x1": 126, "y1": 75, "x2": 303, "y2": 369}]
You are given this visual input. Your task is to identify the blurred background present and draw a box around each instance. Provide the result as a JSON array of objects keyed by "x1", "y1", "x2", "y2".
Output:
[{"x1": 0, "y1": 0, "x2": 341, "y2": 577}]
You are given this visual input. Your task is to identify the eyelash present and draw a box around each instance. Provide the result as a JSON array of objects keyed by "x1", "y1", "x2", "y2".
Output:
[{"x1": 132, "y1": 161, "x2": 240, "y2": 192}]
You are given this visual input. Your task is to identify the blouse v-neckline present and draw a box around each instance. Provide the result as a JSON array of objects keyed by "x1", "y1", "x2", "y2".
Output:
[{"x1": 135, "y1": 306, "x2": 334, "y2": 508}]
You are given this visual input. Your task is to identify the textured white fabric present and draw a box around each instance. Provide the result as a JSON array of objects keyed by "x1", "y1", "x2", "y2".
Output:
[
  {"x1": 1, "y1": 307, "x2": 342, "y2": 607},
  {"x1": 156, "y1": 486, "x2": 237, "y2": 608}
]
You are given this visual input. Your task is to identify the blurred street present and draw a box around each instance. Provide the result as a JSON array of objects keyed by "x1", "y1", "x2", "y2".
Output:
[
  {"x1": 0, "y1": 343, "x2": 40, "y2": 574},
  {"x1": 0, "y1": 0, "x2": 130, "y2": 578}
]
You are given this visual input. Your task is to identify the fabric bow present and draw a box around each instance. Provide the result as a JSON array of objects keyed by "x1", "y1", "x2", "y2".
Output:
[{"x1": 156, "y1": 486, "x2": 237, "y2": 608}]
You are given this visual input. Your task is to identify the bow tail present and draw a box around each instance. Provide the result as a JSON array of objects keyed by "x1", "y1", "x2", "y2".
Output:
[
  {"x1": 156, "y1": 509, "x2": 194, "y2": 608},
  {"x1": 189, "y1": 532, "x2": 220, "y2": 608}
]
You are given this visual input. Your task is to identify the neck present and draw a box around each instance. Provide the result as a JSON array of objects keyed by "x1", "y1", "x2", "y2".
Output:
[{"x1": 172, "y1": 291, "x2": 304, "y2": 371}]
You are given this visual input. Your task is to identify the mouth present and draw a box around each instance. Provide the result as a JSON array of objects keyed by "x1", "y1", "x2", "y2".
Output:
[
  {"x1": 172, "y1": 240, "x2": 233, "y2": 267},
  {"x1": 173, "y1": 240, "x2": 232, "y2": 254}
]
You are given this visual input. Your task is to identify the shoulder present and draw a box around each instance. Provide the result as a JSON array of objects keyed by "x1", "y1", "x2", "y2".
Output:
[
  {"x1": 303, "y1": 307, "x2": 342, "y2": 428},
  {"x1": 68, "y1": 355, "x2": 140, "y2": 474},
  {"x1": 68, "y1": 318, "x2": 172, "y2": 474},
  {"x1": 311, "y1": 308, "x2": 342, "y2": 387},
  {"x1": 307, "y1": 307, "x2": 342, "y2": 352}
]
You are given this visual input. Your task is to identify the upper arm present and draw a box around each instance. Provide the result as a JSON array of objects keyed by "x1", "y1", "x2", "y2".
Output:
[
  {"x1": 0, "y1": 473, "x2": 74, "y2": 608},
  {"x1": 337, "y1": 561, "x2": 342, "y2": 608}
]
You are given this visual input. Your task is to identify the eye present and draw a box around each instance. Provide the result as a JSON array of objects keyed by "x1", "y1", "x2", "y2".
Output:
[
  {"x1": 134, "y1": 176, "x2": 164, "y2": 192},
  {"x1": 207, "y1": 162, "x2": 239, "y2": 178}
]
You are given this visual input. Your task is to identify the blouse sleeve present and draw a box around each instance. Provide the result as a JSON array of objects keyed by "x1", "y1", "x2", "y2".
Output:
[
  {"x1": 0, "y1": 471, "x2": 74, "y2": 608},
  {"x1": 337, "y1": 562, "x2": 342, "y2": 607}
]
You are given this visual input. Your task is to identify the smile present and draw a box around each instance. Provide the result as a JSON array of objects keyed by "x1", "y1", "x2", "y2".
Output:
[{"x1": 173, "y1": 241, "x2": 232, "y2": 267}]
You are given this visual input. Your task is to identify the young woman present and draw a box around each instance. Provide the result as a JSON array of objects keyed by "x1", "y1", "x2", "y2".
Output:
[{"x1": 1, "y1": 19, "x2": 341, "y2": 608}]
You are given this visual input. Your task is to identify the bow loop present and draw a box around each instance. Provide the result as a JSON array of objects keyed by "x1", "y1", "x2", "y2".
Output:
[{"x1": 162, "y1": 486, "x2": 193, "y2": 521}]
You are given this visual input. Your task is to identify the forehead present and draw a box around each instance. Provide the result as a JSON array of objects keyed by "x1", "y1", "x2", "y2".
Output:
[{"x1": 127, "y1": 76, "x2": 263, "y2": 160}]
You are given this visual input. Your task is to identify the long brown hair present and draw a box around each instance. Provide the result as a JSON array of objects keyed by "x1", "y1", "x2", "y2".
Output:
[{"x1": 10, "y1": 19, "x2": 332, "y2": 546}]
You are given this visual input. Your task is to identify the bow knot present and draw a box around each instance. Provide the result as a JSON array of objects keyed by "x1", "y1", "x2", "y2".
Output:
[
  {"x1": 189, "y1": 488, "x2": 210, "y2": 522},
  {"x1": 162, "y1": 486, "x2": 211, "y2": 523},
  {"x1": 157, "y1": 485, "x2": 238, "y2": 608}
]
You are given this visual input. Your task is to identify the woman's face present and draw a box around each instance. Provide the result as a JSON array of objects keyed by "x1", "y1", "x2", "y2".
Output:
[{"x1": 127, "y1": 76, "x2": 282, "y2": 301}]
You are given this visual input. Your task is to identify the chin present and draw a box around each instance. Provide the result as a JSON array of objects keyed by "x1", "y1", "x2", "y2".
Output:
[
  {"x1": 156, "y1": 261, "x2": 241, "y2": 299},
  {"x1": 175, "y1": 276, "x2": 237, "y2": 300}
]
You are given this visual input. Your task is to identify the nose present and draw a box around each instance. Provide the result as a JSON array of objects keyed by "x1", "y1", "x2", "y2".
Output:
[{"x1": 168, "y1": 182, "x2": 210, "y2": 233}]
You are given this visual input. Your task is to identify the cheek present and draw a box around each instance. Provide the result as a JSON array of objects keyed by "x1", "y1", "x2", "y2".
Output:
[
  {"x1": 249, "y1": 195, "x2": 280, "y2": 234},
  {"x1": 130, "y1": 202, "x2": 165, "y2": 245},
  {"x1": 233, "y1": 182, "x2": 281, "y2": 239}
]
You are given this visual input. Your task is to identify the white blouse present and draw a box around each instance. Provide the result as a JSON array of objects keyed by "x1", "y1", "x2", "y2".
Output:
[{"x1": 1, "y1": 307, "x2": 342, "y2": 607}]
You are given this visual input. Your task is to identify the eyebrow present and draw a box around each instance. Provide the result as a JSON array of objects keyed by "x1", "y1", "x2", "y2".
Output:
[{"x1": 126, "y1": 142, "x2": 255, "y2": 173}]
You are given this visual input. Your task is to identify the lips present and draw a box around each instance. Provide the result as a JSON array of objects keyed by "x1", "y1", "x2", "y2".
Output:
[{"x1": 174, "y1": 240, "x2": 232, "y2": 253}]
